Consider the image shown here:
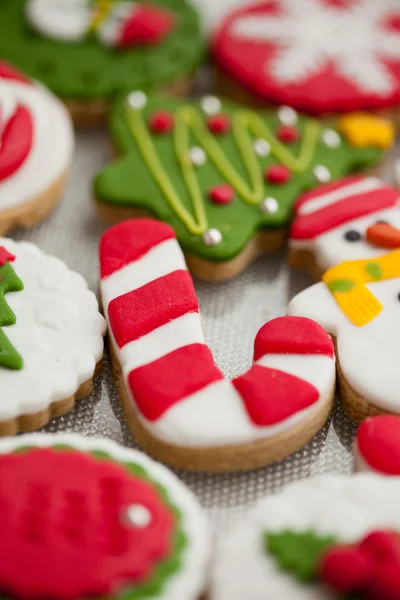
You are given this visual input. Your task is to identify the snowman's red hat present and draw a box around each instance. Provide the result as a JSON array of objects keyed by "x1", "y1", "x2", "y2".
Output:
[
  {"x1": 117, "y1": 3, "x2": 175, "y2": 49},
  {"x1": 290, "y1": 176, "x2": 399, "y2": 241}
]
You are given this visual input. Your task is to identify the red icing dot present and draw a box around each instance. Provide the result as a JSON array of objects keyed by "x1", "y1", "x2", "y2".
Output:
[
  {"x1": 357, "y1": 416, "x2": 400, "y2": 475},
  {"x1": 0, "y1": 449, "x2": 175, "y2": 600},
  {"x1": 207, "y1": 114, "x2": 231, "y2": 135},
  {"x1": 0, "y1": 246, "x2": 16, "y2": 267},
  {"x1": 277, "y1": 125, "x2": 299, "y2": 143},
  {"x1": 149, "y1": 111, "x2": 174, "y2": 134},
  {"x1": 265, "y1": 164, "x2": 291, "y2": 184},
  {"x1": 209, "y1": 184, "x2": 234, "y2": 205},
  {"x1": 360, "y1": 531, "x2": 400, "y2": 563},
  {"x1": 320, "y1": 546, "x2": 372, "y2": 594}
]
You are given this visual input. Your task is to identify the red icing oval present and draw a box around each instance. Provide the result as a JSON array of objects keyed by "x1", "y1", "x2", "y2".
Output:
[
  {"x1": 0, "y1": 105, "x2": 34, "y2": 182},
  {"x1": 265, "y1": 164, "x2": 291, "y2": 184},
  {"x1": 0, "y1": 449, "x2": 175, "y2": 600},
  {"x1": 357, "y1": 416, "x2": 400, "y2": 475}
]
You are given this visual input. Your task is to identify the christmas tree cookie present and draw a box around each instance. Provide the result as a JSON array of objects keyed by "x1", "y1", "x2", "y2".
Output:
[
  {"x1": 289, "y1": 250, "x2": 400, "y2": 423},
  {"x1": 0, "y1": 61, "x2": 74, "y2": 235},
  {"x1": 99, "y1": 218, "x2": 336, "y2": 472},
  {"x1": 289, "y1": 176, "x2": 400, "y2": 278},
  {"x1": 211, "y1": 474, "x2": 400, "y2": 600},
  {"x1": 94, "y1": 93, "x2": 390, "y2": 280},
  {"x1": 213, "y1": 0, "x2": 400, "y2": 116},
  {"x1": 0, "y1": 0, "x2": 204, "y2": 124},
  {"x1": 0, "y1": 237, "x2": 106, "y2": 435},
  {"x1": 0, "y1": 433, "x2": 210, "y2": 600}
]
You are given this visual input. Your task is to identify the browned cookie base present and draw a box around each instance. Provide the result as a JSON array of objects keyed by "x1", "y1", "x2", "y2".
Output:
[
  {"x1": 288, "y1": 248, "x2": 325, "y2": 281},
  {"x1": 0, "y1": 169, "x2": 70, "y2": 236},
  {"x1": 0, "y1": 361, "x2": 102, "y2": 436},
  {"x1": 109, "y1": 342, "x2": 335, "y2": 472}
]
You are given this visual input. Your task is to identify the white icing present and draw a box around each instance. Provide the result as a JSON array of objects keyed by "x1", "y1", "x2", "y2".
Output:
[
  {"x1": 288, "y1": 278, "x2": 400, "y2": 413},
  {"x1": 26, "y1": 0, "x2": 91, "y2": 42},
  {"x1": 97, "y1": 2, "x2": 137, "y2": 48},
  {"x1": 0, "y1": 239, "x2": 106, "y2": 421},
  {"x1": 230, "y1": 0, "x2": 400, "y2": 95},
  {"x1": 101, "y1": 236, "x2": 336, "y2": 448},
  {"x1": 0, "y1": 78, "x2": 74, "y2": 211},
  {"x1": 211, "y1": 474, "x2": 400, "y2": 600},
  {"x1": 0, "y1": 433, "x2": 210, "y2": 600}
]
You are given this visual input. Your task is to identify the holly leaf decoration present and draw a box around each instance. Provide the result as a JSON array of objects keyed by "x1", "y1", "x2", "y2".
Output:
[
  {"x1": 265, "y1": 529, "x2": 337, "y2": 582},
  {"x1": 0, "y1": 258, "x2": 24, "y2": 370},
  {"x1": 365, "y1": 261, "x2": 383, "y2": 281}
]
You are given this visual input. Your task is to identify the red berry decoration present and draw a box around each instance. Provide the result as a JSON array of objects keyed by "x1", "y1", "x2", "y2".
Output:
[
  {"x1": 320, "y1": 546, "x2": 372, "y2": 594},
  {"x1": 0, "y1": 246, "x2": 15, "y2": 267},
  {"x1": 277, "y1": 125, "x2": 299, "y2": 143},
  {"x1": 0, "y1": 449, "x2": 175, "y2": 600},
  {"x1": 207, "y1": 114, "x2": 231, "y2": 135},
  {"x1": 360, "y1": 530, "x2": 400, "y2": 563},
  {"x1": 265, "y1": 164, "x2": 291, "y2": 184},
  {"x1": 149, "y1": 110, "x2": 174, "y2": 134},
  {"x1": 368, "y1": 559, "x2": 400, "y2": 600},
  {"x1": 209, "y1": 184, "x2": 234, "y2": 205}
]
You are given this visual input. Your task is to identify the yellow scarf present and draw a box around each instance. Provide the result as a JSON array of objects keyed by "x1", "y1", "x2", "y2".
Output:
[
  {"x1": 89, "y1": 0, "x2": 114, "y2": 32},
  {"x1": 322, "y1": 249, "x2": 400, "y2": 326}
]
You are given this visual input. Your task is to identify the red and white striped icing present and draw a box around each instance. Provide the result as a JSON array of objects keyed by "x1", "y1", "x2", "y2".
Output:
[
  {"x1": 100, "y1": 219, "x2": 336, "y2": 447},
  {"x1": 289, "y1": 176, "x2": 400, "y2": 271}
]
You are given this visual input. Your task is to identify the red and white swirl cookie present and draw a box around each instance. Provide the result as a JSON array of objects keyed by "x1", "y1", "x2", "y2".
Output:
[
  {"x1": 0, "y1": 61, "x2": 74, "y2": 234},
  {"x1": 100, "y1": 218, "x2": 336, "y2": 472}
]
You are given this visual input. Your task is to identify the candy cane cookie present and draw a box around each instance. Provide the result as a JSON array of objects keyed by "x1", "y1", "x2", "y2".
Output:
[
  {"x1": 0, "y1": 61, "x2": 74, "y2": 234},
  {"x1": 100, "y1": 218, "x2": 336, "y2": 472}
]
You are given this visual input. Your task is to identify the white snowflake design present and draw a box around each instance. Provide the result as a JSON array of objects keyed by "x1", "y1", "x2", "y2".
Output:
[{"x1": 231, "y1": 0, "x2": 400, "y2": 95}]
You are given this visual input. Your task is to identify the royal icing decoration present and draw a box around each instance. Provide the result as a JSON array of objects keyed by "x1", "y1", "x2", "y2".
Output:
[
  {"x1": 26, "y1": 0, "x2": 175, "y2": 49},
  {"x1": 0, "y1": 433, "x2": 210, "y2": 600},
  {"x1": 355, "y1": 415, "x2": 400, "y2": 476},
  {"x1": 288, "y1": 260, "x2": 400, "y2": 414},
  {"x1": 100, "y1": 218, "x2": 335, "y2": 459},
  {"x1": 0, "y1": 238, "x2": 105, "y2": 426},
  {"x1": 0, "y1": 61, "x2": 73, "y2": 216},
  {"x1": 214, "y1": 0, "x2": 400, "y2": 114},
  {"x1": 338, "y1": 113, "x2": 395, "y2": 149},
  {"x1": 211, "y1": 474, "x2": 400, "y2": 600},
  {"x1": 289, "y1": 176, "x2": 400, "y2": 272},
  {"x1": 95, "y1": 95, "x2": 383, "y2": 268}
]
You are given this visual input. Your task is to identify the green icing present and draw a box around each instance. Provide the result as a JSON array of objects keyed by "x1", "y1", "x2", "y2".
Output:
[
  {"x1": 365, "y1": 261, "x2": 383, "y2": 280},
  {"x1": 327, "y1": 278, "x2": 356, "y2": 293},
  {"x1": 265, "y1": 529, "x2": 337, "y2": 583},
  {"x1": 94, "y1": 95, "x2": 383, "y2": 262},
  {"x1": 0, "y1": 261, "x2": 23, "y2": 370},
  {"x1": 7, "y1": 445, "x2": 187, "y2": 600},
  {"x1": 0, "y1": 0, "x2": 204, "y2": 100}
]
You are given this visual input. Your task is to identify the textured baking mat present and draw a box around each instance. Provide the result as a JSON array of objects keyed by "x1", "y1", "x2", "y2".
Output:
[{"x1": 11, "y1": 126, "x2": 397, "y2": 533}]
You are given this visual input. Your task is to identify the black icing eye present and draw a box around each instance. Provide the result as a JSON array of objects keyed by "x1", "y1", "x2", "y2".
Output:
[
  {"x1": 344, "y1": 230, "x2": 361, "y2": 242},
  {"x1": 398, "y1": 292, "x2": 400, "y2": 302}
]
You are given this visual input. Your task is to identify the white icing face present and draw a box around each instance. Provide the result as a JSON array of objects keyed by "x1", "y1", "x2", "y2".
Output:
[
  {"x1": 0, "y1": 75, "x2": 74, "y2": 211},
  {"x1": 288, "y1": 277, "x2": 400, "y2": 412},
  {"x1": 0, "y1": 239, "x2": 106, "y2": 422}
]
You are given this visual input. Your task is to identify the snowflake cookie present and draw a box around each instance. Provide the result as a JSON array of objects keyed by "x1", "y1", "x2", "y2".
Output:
[
  {"x1": 94, "y1": 93, "x2": 389, "y2": 280},
  {"x1": 211, "y1": 474, "x2": 400, "y2": 600},
  {"x1": 0, "y1": 238, "x2": 106, "y2": 435},
  {"x1": 0, "y1": 433, "x2": 210, "y2": 600},
  {"x1": 99, "y1": 218, "x2": 336, "y2": 472},
  {"x1": 289, "y1": 175, "x2": 400, "y2": 278},
  {"x1": 289, "y1": 249, "x2": 400, "y2": 422},
  {"x1": 213, "y1": 0, "x2": 400, "y2": 115},
  {"x1": 0, "y1": 61, "x2": 74, "y2": 234}
]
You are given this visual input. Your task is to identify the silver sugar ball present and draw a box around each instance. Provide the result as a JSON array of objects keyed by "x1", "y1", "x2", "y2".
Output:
[
  {"x1": 260, "y1": 197, "x2": 279, "y2": 214},
  {"x1": 203, "y1": 228, "x2": 222, "y2": 246}
]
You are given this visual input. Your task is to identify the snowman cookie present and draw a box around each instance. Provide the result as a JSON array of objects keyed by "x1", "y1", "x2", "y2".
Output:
[
  {"x1": 355, "y1": 415, "x2": 400, "y2": 476},
  {"x1": 213, "y1": 0, "x2": 400, "y2": 116},
  {"x1": 211, "y1": 474, "x2": 400, "y2": 600},
  {"x1": 0, "y1": 433, "x2": 210, "y2": 600},
  {"x1": 289, "y1": 250, "x2": 400, "y2": 422},
  {"x1": 289, "y1": 176, "x2": 400, "y2": 278},
  {"x1": 94, "y1": 93, "x2": 388, "y2": 281},
  {"x1": 100, "y1": 218, "x2": 336, "y2": 472},
  {"x1": 0, "y1": 237, "x2": 105, "y2": 435},
  {"x1": 0, "y1": 61, "x2": 74, "y2": 235},
  {"x1": 0, "y1": 0, "x2": 204, "y2": 124}
]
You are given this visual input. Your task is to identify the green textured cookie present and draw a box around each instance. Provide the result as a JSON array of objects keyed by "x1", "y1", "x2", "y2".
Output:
[
  {"x1": 94, "y1": 94, "x2": 387, "y2": 280},
  {"x1": 0, "y1": 0, "x2": 204, "y2": 119}
]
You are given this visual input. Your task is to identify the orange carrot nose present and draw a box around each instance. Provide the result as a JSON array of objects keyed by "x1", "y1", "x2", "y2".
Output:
[{"x1": 366, "y1": 222, "x2": 400, "y2": 249}]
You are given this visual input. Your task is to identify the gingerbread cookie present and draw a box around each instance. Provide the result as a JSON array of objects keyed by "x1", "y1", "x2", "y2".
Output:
[
  {"x1": 0, "y1": 61, "x2": 74, "y2": 234},
  {"x1": 289, "y1": 176, "x2": 400, "y2": 278},
  {"x1": 288, "y1": 250, "x2": 400, "y2": 423},
  {"x1": 213, "y1": 0, "x2": 400, "y2": 116},
  {"x1": 211, "y1": 474, "x2": 400, "y2": 600},
  {"x1": 0, "y1": 237, "x2": 106, "y2": 435},
  {"x1": 355, "y1": 415, "x2": 400, "y2": 476},
  {"x1": 94, "y1": 93, "x2": 388, "y2": 281},
  {"x1": 100, "y1": 218, "x2": 336, "y2": 472},
  {"x1": 0, "y1": 433, "x2": 210, "y2": 600},
  {"x1": 0, "y1": 0, "x2": 204, "y2": 124}
]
